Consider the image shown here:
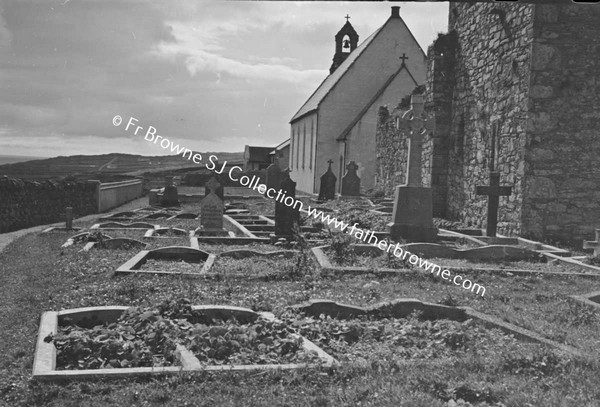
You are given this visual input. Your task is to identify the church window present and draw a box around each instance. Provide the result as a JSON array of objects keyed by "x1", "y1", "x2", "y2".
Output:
[
  {"x1": 302, "y1": 123, "x2": 306, "y2": 169},
  {"x1": 296, "y1": 125, "x2": 300, "y2": 169},
  {"x1": 309, "y1": 119, "x2": 314, "y2": 170}
]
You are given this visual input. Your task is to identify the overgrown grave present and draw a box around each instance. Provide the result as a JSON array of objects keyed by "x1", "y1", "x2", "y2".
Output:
[
  {"x1": 286, "y1": 298, "x2": 588, "y2": 365},
  {"x1": 116, "y1": 246, "x2": 215, "y2": 276},
  {"x1": 33, "y1": 299, "x2": 336, "y2": 381}
]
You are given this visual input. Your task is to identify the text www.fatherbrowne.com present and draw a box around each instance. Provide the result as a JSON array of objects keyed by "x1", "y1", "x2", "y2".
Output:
[{"x1": 113, "y1": 115, "x2": 486, "y2": 297}]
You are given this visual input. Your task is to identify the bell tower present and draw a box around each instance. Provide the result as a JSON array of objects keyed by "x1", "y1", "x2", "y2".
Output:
[{"x1": 330, "y1": 15, "x2": 359, "y2": 74}]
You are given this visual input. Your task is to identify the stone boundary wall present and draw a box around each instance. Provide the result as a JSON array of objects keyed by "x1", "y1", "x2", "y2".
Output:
[
  {"x1": 0, "y1": 177, "x2": 98, "y2": 233},
  {"x1": 521, "y1": 4, "x2": 600, "y2": 245},
  {"x1": 97, "y1": 179, "x2": 143, "y2": 212}
]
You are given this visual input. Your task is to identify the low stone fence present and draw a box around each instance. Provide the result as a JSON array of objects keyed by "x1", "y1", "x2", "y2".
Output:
[{"x1": 97, "y1": 179, "x2": 144, "y2": 212}]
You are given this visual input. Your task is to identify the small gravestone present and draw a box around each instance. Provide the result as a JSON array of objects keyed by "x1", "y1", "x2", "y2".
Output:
[
  {"x1": 476, "y1": 171, "x2": 512, "y2": 237},
  {"x1": 161, "y1": 177, "x2": 180, "y2": 207},
  {"x1": 340, "y1": 161, "x2": 360, "y2": 198},
  {"x1": 205, "y1": 177, "x2": 224, "y2": 201},
  {"x1": 388, "y1": 94, "x2": 437, "y2": 242},
  {"x1": 318, "y1": 160, "x2": 337, "y2": 201},
  {"x1": 201, "y1": 190, "x2": 224, "y2": 231},
  {"x1": 265, "y1": 162, "x2": 282, "y2": 197},
  {"x1": 273, "y1": 171, "x2": 299, "y2": 239},
  {"x1": 583, "y1": 229, "x2": 600, "y2": 257},
  {"x1": 65, "y1": 207, "x2": 73, "y2": 230}
]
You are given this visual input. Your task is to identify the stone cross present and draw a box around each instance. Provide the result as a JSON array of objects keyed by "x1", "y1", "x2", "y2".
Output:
[
  {"x1": 201, "y1": 190, "x2": 224, "y2": 231},
  {"x1": 341, "y1": 161, "x2": 360, "y2": 197},
  {"x1": 318, "y1": 159, "x2": 337, "y2": 201},
  {"x1": 345, "y1": 14, "x2": 350, "y2": 22},
  {"x1": 476, "y1": 171, "x2": 512, "y2": 237},
  {"x1": 396, "y1": 94, "x2": 431, "y2": 187},
  {"x1": 65, "y1": 207, "x2": 73, "y2": 230},
  {"x1": 399, "y1": 53, "x2": 408, "y2": 66},
  {"x1": 205, "y1": 176, "x2": 224, "y2": 201},
  {"x1": 583, "y1": 229, "x2": 600, "y2": 257}
]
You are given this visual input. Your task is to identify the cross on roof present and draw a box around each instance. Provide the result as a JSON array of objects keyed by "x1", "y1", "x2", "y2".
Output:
[
  {"x1": 345, "y1": 14, "x2": 351, "y2": 22},
  {"x1": 399, "y1": 53, "x2": 409, "y2": 65},
  {"x1": 327, "y1": 159, "x2": 334, "y2": 167},
  {"x1": 476, "y1": 171, "x2": 512, "y2": 237}
]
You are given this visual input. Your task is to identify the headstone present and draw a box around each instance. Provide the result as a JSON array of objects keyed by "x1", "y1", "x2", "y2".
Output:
[
  {"x1": 274, "y1": 171, "x2": 299, "y2": 237},
  {"x1": 161, "y1": 177, "x2": 180, "y2": 206},
  {"x1": 201, "y1": 190, "x2": 224, "y2": 231},
  {"x1": 148, "y1": 189, "x2": 160, "y2": 206},
  {"x1": 388, "y1": 94, "x2": 438, "y2": 242},
  {"x1": 65, "y1": 207, "x2": 73, "y2": 230},
  {"x1": 205, "y1": 176, "x2": 224, "y2": 201},
  {"x1": 318, "y1": 159, "x2": 337, "y2": 201},
  {"x1": 265, "y1": 162, "x2": 282, "y2": 197},
  {"x1": 341, "y1": 161, "x2": 361, "y2": 197},
  {"x1": 476, "y1": 171, "x2": 512, "y2": 237},
  {"x1": 583, "y1": 229, "x2": 600, "y2": 257}
]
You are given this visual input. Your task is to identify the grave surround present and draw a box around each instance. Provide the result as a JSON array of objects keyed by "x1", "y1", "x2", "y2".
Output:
[{"x1": 33, "y1": 305, "x2": 336, "y2": 381}]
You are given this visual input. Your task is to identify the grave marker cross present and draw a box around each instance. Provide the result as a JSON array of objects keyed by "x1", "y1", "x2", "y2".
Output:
[
  {"x1": 396, "y1": 94, "x2": 431, "y2": 187},
  {"x1": 475, "y1": 171, "x2": 512, "y2": 237}
]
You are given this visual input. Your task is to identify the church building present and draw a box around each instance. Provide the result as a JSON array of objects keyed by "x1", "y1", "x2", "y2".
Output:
[{"x1": 289, "y1": 6, "x2": 426, "y2": 194}]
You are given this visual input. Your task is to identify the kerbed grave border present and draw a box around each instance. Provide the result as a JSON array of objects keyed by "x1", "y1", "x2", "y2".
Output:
[
  {"x1": 311, "y1": 244, "x2": 600, "y2": 278},
  {"x1": 115, "y1": 246, "x2": 216, "y2": 276},
  {"x1": 33, "y1": 305, "x2": 337, "y2": 381},
  {"x1": 570, "y1": 290, "x2": 600, "y2": 311},
  {"x1": 290, "y1": 299, "x2": 588, "y2": 359}
]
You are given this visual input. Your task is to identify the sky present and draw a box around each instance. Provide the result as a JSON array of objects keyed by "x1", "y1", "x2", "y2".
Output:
[{"x1": 0, "y1": 0, "x2": 449, "y2": 158}]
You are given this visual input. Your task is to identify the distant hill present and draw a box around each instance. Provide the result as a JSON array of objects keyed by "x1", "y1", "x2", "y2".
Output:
[
  {"x1": 0, "y1": 155, "x2": 49, "y2": 166},
  {"x1": 0, "y1": 152, "x2": 244, "y2": 180}
]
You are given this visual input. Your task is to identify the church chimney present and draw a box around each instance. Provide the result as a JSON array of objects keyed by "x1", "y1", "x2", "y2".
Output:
[{"x1": 391, "y1": 6, "x2": 400, "y2": 18}]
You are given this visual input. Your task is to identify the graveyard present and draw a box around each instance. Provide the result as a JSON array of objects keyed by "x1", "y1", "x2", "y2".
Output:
[
  {"x1": 0, "y1": 169, "x2": 598, "y2": 406},
  {"x1": 2, "y1": 2, "x2": 600, "y2": 406}
]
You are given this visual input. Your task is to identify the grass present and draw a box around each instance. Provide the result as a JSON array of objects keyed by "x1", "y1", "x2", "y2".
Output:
[{"x1": 2, "y1": 198, "x2": 600, "y2": 405}]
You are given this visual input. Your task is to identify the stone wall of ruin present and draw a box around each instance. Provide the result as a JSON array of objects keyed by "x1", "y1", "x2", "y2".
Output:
[
  {"x1": 0, "y1": 177, "x2": 98, "y2": 233},
  {"x1": 521, "y1": 4, "x2": 600, "y2": 245},
  {"x1": 443, "y1": 2, "x2": 535, "y2": 236}
]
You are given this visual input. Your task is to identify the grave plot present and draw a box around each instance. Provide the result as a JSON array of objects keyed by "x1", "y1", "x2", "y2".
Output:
[
  {"x1": 61, "y1": 231, "x2": 112, "y2": 248},
  {"x1": 98, "y1": 211, "x2": 142, "y2": 222},
  {"x1": 90, "y1": 222, "x2": 158, "y2": 231},
  {"x1": 209, "y1": 249, "x2": 297, "y2": 277},
  {"x1": 570, "y1": 290, "x2": 600, "y2": 312},
  {"x1": 82, "y1": 238, "x2": 148, "y2": 252},
  {"x1": 116, "y1": 247, "x2": 215, "y2": 276},
  {"x1": 285, "y1": 299, "x2": 585, "y2": 365},
  {"x1": 33, "y1": 300, "x2": 335, "y2": 381},
  {"x1": 141, "y1": 211, "x2": 174, "y2": 220}
]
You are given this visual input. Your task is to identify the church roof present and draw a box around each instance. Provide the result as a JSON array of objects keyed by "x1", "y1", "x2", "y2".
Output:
[
  {"x1": 336, "y1": 63, "x2": 419, "y2": 141},
  {"x1": 290, "y1": 25, "x2": 384, "y2": 123}
]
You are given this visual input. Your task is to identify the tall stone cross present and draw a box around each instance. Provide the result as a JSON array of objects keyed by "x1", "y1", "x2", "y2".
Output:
[
  {"x1": 476, "y1": 171, "x2": 512, "y2": 237},
  {"x1": 396, "y1": 94, "x2": 432, "y2": 187}
]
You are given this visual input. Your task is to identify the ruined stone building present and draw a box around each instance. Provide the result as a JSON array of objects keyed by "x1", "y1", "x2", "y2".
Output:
[
  {"x1": 376, "y1": 2, "x2": 600, "y2": 245},
  {"x1": 290, "y1": 6, "x2": 426, "y2": 194}
]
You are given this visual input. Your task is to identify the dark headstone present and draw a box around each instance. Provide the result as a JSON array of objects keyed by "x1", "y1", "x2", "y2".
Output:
[
  {"x1": 274, "y1": 171, "x2": 299, "y2": 237},
  {"x1": 205, "y1": 177, "x2": 224, "y2": 201},
  {"x1": 201, "y1": 191, "x2": 224, "y2": 231},
  {"x1": 265, "y1": 162, "x2": 282, "y2": 196},
  {"x1": 476, "y1": 171, "x2": 512, "y2": 237},
  {"x1": 65, "y1": 207, "x2": 73, "y2": 230},
  {"x1": 341, "y1": 161, "x2": 360, "y2": 197},
  {"x1": 318, "y1": 159, "x2": 337, "y2": 201}
]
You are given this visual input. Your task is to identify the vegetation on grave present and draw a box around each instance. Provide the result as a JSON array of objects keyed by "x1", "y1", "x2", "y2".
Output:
[
  {"x1": 45, "y1": 299, "x2": 322, "y2": 371},
  {"x1": 140, "y1": 258, "x2": 202, "y2": 272},
  {"x1": 327, "y1": 233, "x2": 356, "y2": 266},
  {"x1": 279, "y1": 311, "x2": 541, "y2": 364},
  {"x1": 433, "y1": 218, "x2": 472, "y2": 230}
]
